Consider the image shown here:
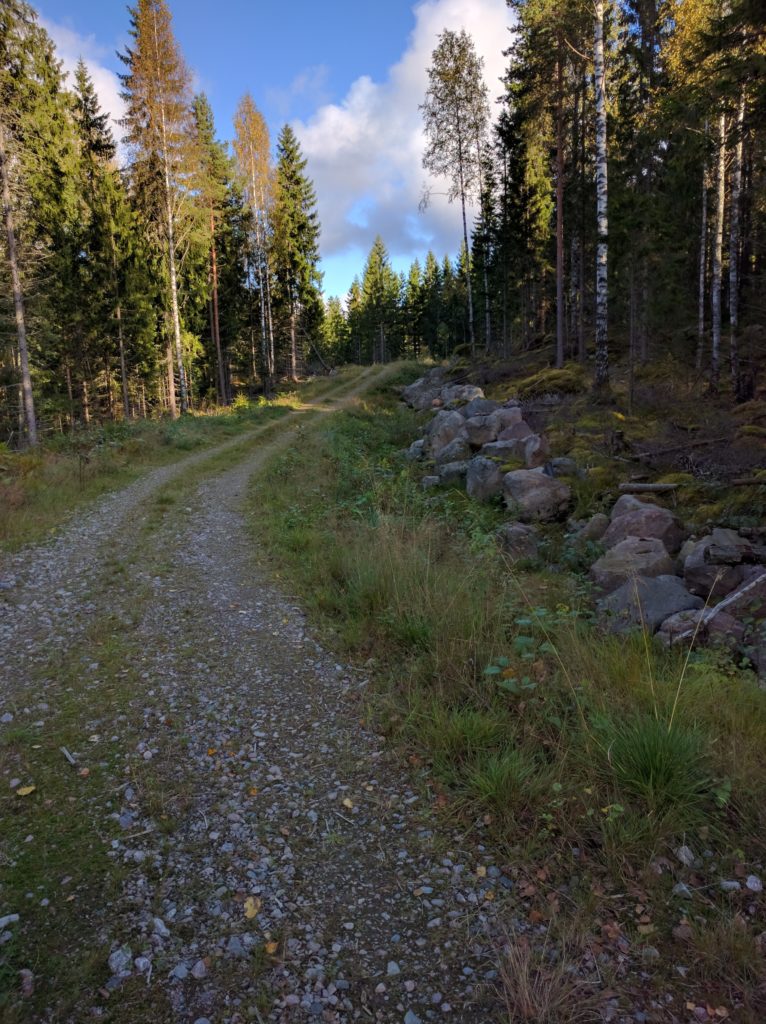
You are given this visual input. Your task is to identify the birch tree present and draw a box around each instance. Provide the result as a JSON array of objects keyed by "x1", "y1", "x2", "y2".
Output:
[
  {"x1": 709, "y1": 110, "x2": 725, "y2": 392},
  {"x1": 119, "y1": 0, "x2": 196, "y2": 416},
  {"x1": 593, "y1": 0, "x2": 609, "y2": 389},
  {"x1": 420, "y1": 29, "x2": 489, "y2": 357},
  {"x1": 728, "y1": 92, "x2": 745, "y2": 393},
  {"x1": 233, "y1": 94, "x2": 275, "y2": 385}
]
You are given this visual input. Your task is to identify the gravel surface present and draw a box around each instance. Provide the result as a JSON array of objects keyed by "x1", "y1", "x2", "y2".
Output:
[{"x1": 0, "y1": 371, "x2": 516, "y2": 1022}]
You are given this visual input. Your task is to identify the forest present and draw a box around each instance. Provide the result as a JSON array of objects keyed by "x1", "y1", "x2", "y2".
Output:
[{"x1": 1, "y1": 0, "x2": 764, "y2": 447}]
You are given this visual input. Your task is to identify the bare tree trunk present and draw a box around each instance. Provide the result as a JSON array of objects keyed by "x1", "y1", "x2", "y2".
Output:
[
  {"x1": 458, "y1": 157, "x2": 475, "y2": 356},
  {"x1": 82, "y1": 379, "x2": 91, "y2": 425},
  {"x1": 209, "y1": 209, "x2": 227, "y2": 404},
  {"x1": 289, "y1": 301, "x2": 298, "y2": 381},
  {"x1": 555, "y1": 44, "x2": 565, "y2": 369},
  {"x1": 729, "y1": 92, "x2": 745, "y2": 392},
  {"x1": 710, "y1": 109, "x2": 726, "y2": 392},
  {"x1": 695, "y1": 127, "x2": 709, "y2": 372},
  {"x1": 0, "y1": 121, "x2": 37, "y2": 445},
  {"x1": 166, "y1": 339, "x2": 177, "y2": 418},
  {"x1": 165, "y1": 196, "x2": 187, "y2": 414},
  {"x1": 593, "y1": 0, "x2": 609, "y2": 390}
]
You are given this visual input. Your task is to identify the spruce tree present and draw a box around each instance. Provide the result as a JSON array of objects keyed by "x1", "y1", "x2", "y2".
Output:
[{"x1": 271, "y1": 124, "x2": 321, "y2": 380}]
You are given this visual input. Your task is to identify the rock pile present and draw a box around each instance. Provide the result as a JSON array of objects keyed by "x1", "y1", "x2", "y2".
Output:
[
  {"x1": 401, "y1": 368, "x2": 766, "y2": 674},
  {"x1": 402, "y1": 371, "x2": 574, "y2": 545}
]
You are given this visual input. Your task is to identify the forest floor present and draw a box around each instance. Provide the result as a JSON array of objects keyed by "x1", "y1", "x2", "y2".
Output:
[
  {"x1": 0, "y1": 366, "x2": 515, "y2": 1024},
  {"x1": 1, "y1": 363, "x2": 764, "y2": 1024}
]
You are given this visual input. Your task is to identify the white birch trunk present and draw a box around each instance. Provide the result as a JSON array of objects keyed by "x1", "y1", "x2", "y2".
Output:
[
  {"x1": 0, "y1": 121, "x2": 37, "y2": 445},
  {"x1": 695, "y1": 126, "x2": 708, "y2": 372},
  {"x1": 728, "y1": 93, "x2": 745, "y2": 390},
  {"x1": 710, "y1": 110, "x2": 726, "y2": 391},
  {"x1": 593, "y1": 0, "x2": 609, "y2": 388}
]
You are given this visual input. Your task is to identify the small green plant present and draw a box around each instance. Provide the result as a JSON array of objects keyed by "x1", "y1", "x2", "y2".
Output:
[{"x1": 466, "y1": 746, "x2": 546, "y2": 817}]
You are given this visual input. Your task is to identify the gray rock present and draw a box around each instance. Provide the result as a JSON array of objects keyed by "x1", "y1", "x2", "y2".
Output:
[
  {"x1": 672, "y1": 882, "x2": 692, "y2": 898},
  {"x1": 575, "y1": 513, "x2": 609, "y2": 543},
  {"x1": 656, "y1": 609, "x2": 702, "y2": 646},
  {"x1": 480, "y1": 440, "x2": 525, "y2": 461},
  {"x1": 404, "y1": 1012, "x2": 422, "y2": 1024},
  {"x1": 590, "y1": 538, "x2": 676, "y2": 593},
  {"x1": 720, "y1": 879, "x2": 741, "y2": 893},
  {"x1": 684, "y1": 531, "x2": 751, "y2": 599},
  {"x1": 441, "y1": 384, "x2": 484, "y2": 407},
  {"x1": 746, "y1": 874, "x2": 763, "y2": 892},
  {"x1": 153, "y1": 917, "x2": 170, "y2": 938},
  {"x1": 462, "y1": 397, "x2": 499, "y2": 419},
  {"x1": 523, "y1": 433, "x2": 549, "y2": 469},
  {"x1": 421, "y1": 475, "x2": 440, "y2": 490},
  {"x1": 425, "y1": 410, "x2": 467, "y2": 458},
  {"x1": 610, "y1": 494, "x2": 649, "y2": 520},
  {"x1": 108, "y1": 945, "x2": 133, "y2": 976},
  {"x1": 550, "y1": 457, "x2": 578, "y2": 477},
  {"x1": 191, "y1": 959, "x2": 208, "y2": 979},
  {"x1": 226, "y1": 935, "x2": 246, "y2": 958},
  {"x1": 496, "y1": 523, "x2": 540, "y2": 563},
  {"x1": 0, "y1": 914, "x2": 19, "y2": 930},
  {"x1": 602, "y1": 504, "x2": 686, "y2": 554},
  {"x1": 433, "y1": 436, "x2": 471, "y2": 466},
  {"x1": 405, "y1": 439, "x2": 425, "y2": 462},
  {"x1": 464, "y1": 415, "x2": 498, "y2": 448},
  {"x1": 676, "y1": 845, "x2": 695, "y2": 867},
  {"x1": 487, "y1": 406, "x2": 523, "y2": 436},
  {"x1": 437, "y1": 461, "x2": 469, "y2": 486},
  {"x1": 401, "y1": 370, "x2": 447, "y2": 410},
  {"x1": 597, "y1": 575, "x2": 703, "y2": 633},
  {"x1": 466, "y1": 457, "x2": 504, "y2": 502},
  {"x1": 172, "y1": 962, "x2": 189, "y2": 979},
  {"x1": 0, "y1": 712, "x2": 13, "y2": 724},
  {"x1": 503, "y1": 469, "x2": 572, "y2": 522},
  {"x1": 387, "y1": 960, "x2": 401, "y2": 976},
  {"x1": 497, "y1": 420, "x2": 534, "y2": 443}
]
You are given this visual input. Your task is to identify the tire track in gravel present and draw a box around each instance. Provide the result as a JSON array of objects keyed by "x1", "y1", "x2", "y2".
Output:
[{"x1": 0, "y1": 366, "x2": 387, "y2": 713}]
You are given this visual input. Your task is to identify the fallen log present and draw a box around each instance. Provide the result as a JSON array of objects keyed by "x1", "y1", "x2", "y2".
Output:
[{"x1": 618, "y1": 482, "x2": 679, "y2": 494}]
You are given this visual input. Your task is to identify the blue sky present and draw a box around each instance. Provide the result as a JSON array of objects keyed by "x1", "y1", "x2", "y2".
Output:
[{"x1": 39, "y1": 0, "x2": 512, "y2": 300}]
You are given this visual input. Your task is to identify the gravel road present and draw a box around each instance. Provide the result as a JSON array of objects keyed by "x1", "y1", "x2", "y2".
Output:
[{"x1": 0, "y1": 369, "x2": 513, "y2": 1023}]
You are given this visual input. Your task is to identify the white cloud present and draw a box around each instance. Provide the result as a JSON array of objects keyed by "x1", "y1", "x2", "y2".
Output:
[
  {"x1": 293, "y1": 0, "x2": 513, "y2": 295},
  {"x1": 40, "y1": 16, "x2": 126, "y2": 140},
  {"x1": 267, "y1": 65, "x2": 332, "y2": 120}
]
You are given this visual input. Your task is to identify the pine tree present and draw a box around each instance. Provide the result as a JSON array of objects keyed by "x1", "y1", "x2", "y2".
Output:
[
  {"x1": 119, "y1": 0, "x2": 197, "y2": 415},
  {"x1": 271, "y1": 124, "x2": 321, "y2": 380}
]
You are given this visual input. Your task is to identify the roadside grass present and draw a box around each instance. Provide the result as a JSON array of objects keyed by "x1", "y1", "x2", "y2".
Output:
[{"x1": 248, "y1": 379, "x2": 766, "y2": 1013}]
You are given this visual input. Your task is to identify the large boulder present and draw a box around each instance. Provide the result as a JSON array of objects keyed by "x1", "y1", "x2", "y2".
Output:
[
  {"x1": 462, "y1": 397, "x2": 500, "y2": 419},
  {"x1": 401, "y1": 369, "x2": 447, "y2": 410},
  {"x1": 590, "y1": 537, "x2": 675, "y2": 592},
  {"x1": 434, "y1": 436, "x2": 472, "y2": 465},
  {"x1": 465, "y1": 415, "x2": 498, "y2": 448},
  {"x1": 497, "y1": 420, "x2": 535, "y2": 443},
  {"x1": 610, "y1": 494, "x2": 650, "y2": 520},
  {"x1": 441, "y1": 384, "x2": 484, "y2": 407},
  {"x1": 466, "y1": 457, "x2": 505, "y2": 502},
  {"x1": 597, "y1": 575, "x2": 703, "y2": 634},
  {"x1": 683, "y1": 528, "x2": 754, "y2": 598},
  {"x1": 487, "y1": 406, "x2": 524, "y2": 436},
  {"x1": 503, "y1": 469, "x2": 572, "y2": 523},
  {"x1": 496, "y1": 522, "x2": 540, "y2": 563},
  {"x1": 713, "y1": 566, "x2": 766, "y2": 621},
  {"x1": 481, "y1": 439, "x2": 525, "y2": 461},
  {"x1": 657, "y1": 607, "x2": 746, "y2": 647},
  {"x1": 438, "y1": 460, "x2": 469, "y2": 486},
  {"x1": 426, "y1": 410, "x2": 467, "y2": 458},
  {"x1": 601, "y1": 503, "x2": 686, "y2": 554}
]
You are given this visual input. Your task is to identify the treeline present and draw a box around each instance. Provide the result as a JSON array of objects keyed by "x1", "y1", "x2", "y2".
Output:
[
  {"x1": 322, "y1": 0, "x2": 765, "y2": 398},
  {"x1": 0, "y1": 0, "x2": 321, "y2": 445}
]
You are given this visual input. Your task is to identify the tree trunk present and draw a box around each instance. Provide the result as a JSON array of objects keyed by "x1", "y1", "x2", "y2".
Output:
[
  {"x1": 166, "y1": 339, "x2": 177, "y2": 418},
  {"x1": 695, "y1": 129, "x2": 708, "y2": 372},
  {"x1": 458, "y1": 157, "x2": 475, "y2": 356},
  {"x1": 555, "y1": 43, "x2": 565, "y2": 369},
  {"x1": 82, "y1": 379, "x2": 91, "y2": 425},
  {"x1": 165, "y1": 197, "x2": 187, "y2": 414},
  {"x1": 289, "y1": 301, "x2": 298, "y2": 381},
  {"x1": 729, "y1": 92, "x2": 745, "y2": 392},
  {"x1": 710, "y1": 109, "x2": 726, "y2": 392},
  {"x1": 0, "y1": 121, "x2": 37, "y2": 445},
  {"x1": 593, "y1": 0, "x2": 609, "y2": 390},
  {"x1": 209, "y1": 208, "x2": 227, "y2": 404}
]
